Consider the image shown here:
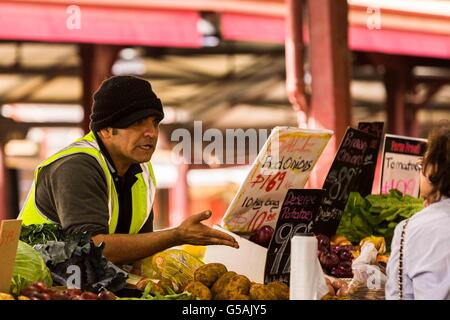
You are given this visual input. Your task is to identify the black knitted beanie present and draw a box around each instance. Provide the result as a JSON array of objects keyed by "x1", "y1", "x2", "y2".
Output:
[{"x1": 89, "y1": 75, "x2": 164, "y2": 131}]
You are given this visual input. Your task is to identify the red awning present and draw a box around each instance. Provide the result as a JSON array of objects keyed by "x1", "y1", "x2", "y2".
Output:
[
  {"x1": 221, "y1": 12, "x2": 285, "y2": 44},
  {"x1": 0, "y1": 1, "x2": 202, "y2": 47},
  {"x1": 1, "y1": 1, "x2": 450, "y2": 59},
  {"x1": 349, "y1": 26, "x2": 450, "y2": 59},
  {"x1": 221, "y1": 12, "x2": 450, "y2": 59}
]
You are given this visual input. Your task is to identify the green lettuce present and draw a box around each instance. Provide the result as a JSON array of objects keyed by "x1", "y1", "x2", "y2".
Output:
[
  {"x1": 10, "y1": 241, "x2": 53, "y2": 295},
  {"x1": 337, "y1": 189, "x2": 424, "y2": 251}
]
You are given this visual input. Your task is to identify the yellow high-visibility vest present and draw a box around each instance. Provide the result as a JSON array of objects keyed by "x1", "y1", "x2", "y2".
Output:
[{"x1": 18, "y1": 131, "x2": 157, "y2": 234}]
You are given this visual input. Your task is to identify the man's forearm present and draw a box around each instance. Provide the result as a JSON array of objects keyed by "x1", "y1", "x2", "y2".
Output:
[{"x1": 92, "y1": 228, "x2": 181, "y2": 265}]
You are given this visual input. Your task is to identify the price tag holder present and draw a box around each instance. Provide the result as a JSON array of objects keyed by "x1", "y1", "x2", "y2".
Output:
[{"x1": 0, "y1": 220, "x2": 22, "y2": 293}]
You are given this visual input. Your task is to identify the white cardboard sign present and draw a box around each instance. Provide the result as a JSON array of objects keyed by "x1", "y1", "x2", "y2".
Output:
[{"x1": 222, "y1": 126, "x2": 333, "y2": 233}]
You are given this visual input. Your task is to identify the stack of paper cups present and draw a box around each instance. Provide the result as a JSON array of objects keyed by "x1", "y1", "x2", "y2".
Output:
[{"x1": 290, "y1": 234, "x2": 321, "y2": 300}]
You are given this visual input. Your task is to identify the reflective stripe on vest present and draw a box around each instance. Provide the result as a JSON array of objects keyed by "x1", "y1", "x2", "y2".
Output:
[{"x1": 18, "y1": 131, "x2": 157, "y2": 235}]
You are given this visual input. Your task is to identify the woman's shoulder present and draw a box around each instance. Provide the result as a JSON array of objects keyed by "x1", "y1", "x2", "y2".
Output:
[
  {"x1": 409, "y1": 198, "x2": 450, "y2": 223},
  {"x1": 392, "y1": 198, "x2": 450, "y2": 241},
  {"x1": 405, "y1": 198, "x2": 450, "y2": 242}
]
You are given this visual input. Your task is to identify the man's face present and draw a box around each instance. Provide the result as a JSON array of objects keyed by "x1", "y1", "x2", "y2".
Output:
[{"x1": 108, "y1": 116, "x2": 160, "y2": 165}]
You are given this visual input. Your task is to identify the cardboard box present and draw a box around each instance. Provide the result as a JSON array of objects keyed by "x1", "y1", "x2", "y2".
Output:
[
  {"x1": 0, "y1": 220, "x2": 22, "y2": 293},
  {"x1": 203, "y1": 225, "x2": 267, "y2": 283}
]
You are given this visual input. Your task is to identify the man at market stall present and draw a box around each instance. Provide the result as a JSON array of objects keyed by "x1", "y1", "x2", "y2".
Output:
[{"x1": 18, "y1": 75, "x2": 239, "y2": 264}]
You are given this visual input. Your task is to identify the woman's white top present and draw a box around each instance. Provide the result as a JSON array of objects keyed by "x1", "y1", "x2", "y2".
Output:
[{"x1": 386, "y1": 197, "x2": 450, "y2": 300}]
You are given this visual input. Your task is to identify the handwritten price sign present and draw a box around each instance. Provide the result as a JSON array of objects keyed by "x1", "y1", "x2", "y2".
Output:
[
  {"x1": 327, "y1": 167, "x2": 363, "y2": 202},
  {"x1": 264, "y1": 189, "x2": 324, "y2": 285},
  {"x1": 380, "y1": 134, "x2": 427, "y2": 197},
  {"x1": 222, "y1": 127, "x2": 332, "y2": 233},
  {"x1": 382, "y1": 178, "x2": 417, "y2": 196},
  {"x1": 250, "y1": 171, "x2": 287, "y2": 192},
  {"x1": 357, "y1": 122, "x2": 384, "y2": 196},
  {"x1": 315, "y1": 127, "x2": 375, "y2": 237}
]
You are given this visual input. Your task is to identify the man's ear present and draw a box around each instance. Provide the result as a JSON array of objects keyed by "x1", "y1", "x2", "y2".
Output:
[{"x1": 98, "y1": 128, "x2": 113, "y2": 139}]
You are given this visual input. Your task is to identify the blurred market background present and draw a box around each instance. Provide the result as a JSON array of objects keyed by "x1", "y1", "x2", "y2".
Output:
[{"x1": 1, "y1": 0, "x2": 449, "y2": 228}]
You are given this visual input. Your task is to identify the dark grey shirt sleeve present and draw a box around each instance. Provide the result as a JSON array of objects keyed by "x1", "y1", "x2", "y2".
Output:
[
  {"x1": 138, "y1": 208, "x2": 154, "y2": 233},
  {"x1": 35, "y1": 153, "x2": 110, "y2": 235}
]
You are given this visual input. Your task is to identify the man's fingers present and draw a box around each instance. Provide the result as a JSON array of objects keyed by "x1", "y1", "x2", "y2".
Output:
[
  {"x1": 206, "y1": 237, "x2": 239, "y2": 248},
  {"x1": 208, "y1": 229, "x2": 239, "y2": 247},
  {"x1": 190, "y1": 210, "x2": 212, "y2": 224},
  {"x1": 183, "y1": 211, "x2": 239, "y2": 249}
]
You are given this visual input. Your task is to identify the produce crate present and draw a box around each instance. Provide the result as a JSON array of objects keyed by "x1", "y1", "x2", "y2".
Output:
[{"x1": 349, "y1": 287, "x2": 385, "y2": 300}]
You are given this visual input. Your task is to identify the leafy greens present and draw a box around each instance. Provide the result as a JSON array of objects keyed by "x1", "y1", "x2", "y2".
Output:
[{"x1": 337, "y1": 189, "x2": 424, "y2": 251}]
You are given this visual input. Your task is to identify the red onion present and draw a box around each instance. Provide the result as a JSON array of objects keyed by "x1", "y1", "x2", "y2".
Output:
[{"x1": 249, "y1": 225, "x2": 274, "y2": 248}]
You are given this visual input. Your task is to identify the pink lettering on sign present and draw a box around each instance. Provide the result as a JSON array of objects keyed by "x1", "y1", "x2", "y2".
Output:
[
  {"x1": 280, "y1": 207, "x2": 313, "y2": 221},
  {"x1": 284, "y1": 192, "x2": 317, "y2": 206},
  {"x1": 280, "y1": 136, "x2": 316, "y2": 153},
  {"x1": 342, "y1": 131, "x2": 368, "y2": 153},
  {"x1": 382, "y1": 179, "x2": 417, "y2": 196},
  {"x1": 336, "y1": 149, "x2": 364, "y2": 166}
]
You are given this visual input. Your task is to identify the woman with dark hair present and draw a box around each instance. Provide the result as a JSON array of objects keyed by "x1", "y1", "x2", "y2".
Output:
[{"x1": 386, "y1": 120, "x2": 450, "y2": 300}]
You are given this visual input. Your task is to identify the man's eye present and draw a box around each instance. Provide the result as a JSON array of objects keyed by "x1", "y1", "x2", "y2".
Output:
[{"x1": 133, "y1": 119, "x2": 145, "y2": 126}]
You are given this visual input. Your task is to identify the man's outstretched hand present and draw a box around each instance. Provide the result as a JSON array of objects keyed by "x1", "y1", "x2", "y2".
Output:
[{"x1": 175, "y1": 210, "x2": 239, "y2": 249}]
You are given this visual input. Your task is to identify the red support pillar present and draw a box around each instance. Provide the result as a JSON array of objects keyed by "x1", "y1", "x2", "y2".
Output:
[
  {"x1": 0, "y1": 145, "x2": 6, "y2": 220},
  {"x1": 307, "y1": 0, "x2": 352, "y2": 187},
  {"x1": 285, "y1": 0, "x2": 308, "y2": 126},
  {"x1": 385, "y1": 65, "x2": 408, "y2": 136},
  {"x1": 406, "y1": 107, "x2": 419, "y2": 137},
  {"x1": 79, "y1": 44, "x2": 120, "y2": 133}
]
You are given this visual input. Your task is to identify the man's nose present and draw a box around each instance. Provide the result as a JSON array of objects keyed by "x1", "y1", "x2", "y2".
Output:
[{"x1": 143, "y1": 122, "x2": 158, "y2": 137}]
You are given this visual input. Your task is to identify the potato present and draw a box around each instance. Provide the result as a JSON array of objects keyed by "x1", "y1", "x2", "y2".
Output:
[
  {"x1": 219, "y1": 275, "x2": 251, "y2": 300},
  {"x1": 0, "y1": 293, "x2": 15, "y2": 300},
  {"x1": 226, "y1": 293, "x2": 250, "y2": 300},
  {"x1": 266, "y1": 281, "x2": 289, "y2": 300},
  {"x1": 249, "y1": 284, "x2": 278, "y2": 300},
  {"x1": 194, "y1": 263, "x2": 228, "y2": 287},
  {"x1": 331, "y1": 235, "x2": 350, "y2": 246},
  {"x1": 212, "y1": 271, "x2": 237, "y2": 299},
  {"x1": 184, "y1": 281, "x2": 212, "y2": 300}
]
